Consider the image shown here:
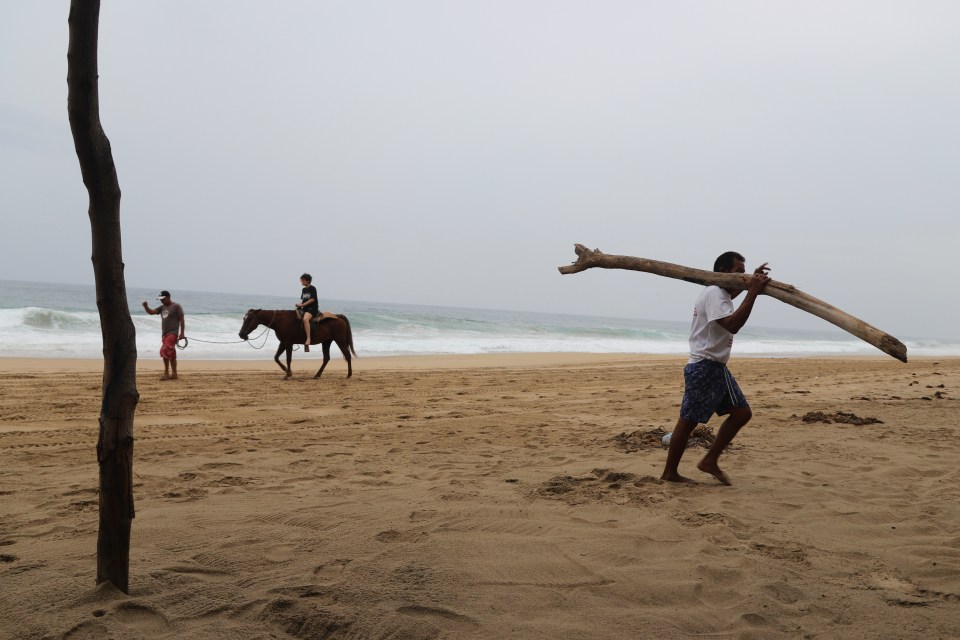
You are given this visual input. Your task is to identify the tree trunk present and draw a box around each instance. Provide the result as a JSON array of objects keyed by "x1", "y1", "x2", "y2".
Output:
[
  {"x1": 559, "y1": 244, "x2": 907, "y2": 363},
  {"x1": 67, "y1": 0, "x2": 139, "y2": 593}
]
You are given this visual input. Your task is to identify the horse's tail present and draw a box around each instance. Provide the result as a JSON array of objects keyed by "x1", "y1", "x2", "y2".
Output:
[{"x1": 338, "y1": 314, "x2": 358, "y2": 357}]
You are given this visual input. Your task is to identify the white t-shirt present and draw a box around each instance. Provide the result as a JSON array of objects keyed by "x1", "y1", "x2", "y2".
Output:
[{"x1": 688, "y1": 286, "x2": 735, "y2": 364}]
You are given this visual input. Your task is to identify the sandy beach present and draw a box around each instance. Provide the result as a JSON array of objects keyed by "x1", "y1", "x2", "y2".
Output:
[{"x1": 1, "y1": 353, "x2": 958, "y2": 639}]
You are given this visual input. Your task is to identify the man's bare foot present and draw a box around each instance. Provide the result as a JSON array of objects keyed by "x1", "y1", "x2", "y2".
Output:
[
  {"x1": 660, "y1": 471, "x2": 695, "y2": 484},
  {"x1": 304, "y1": 344, "x2": 310, "y2": 352},
  {"x1": 160, "y1": 374, "x2": 171, "y2": 381},
  {"x1": 697, "y1": 461, "x2": 731, "y2": 485}
]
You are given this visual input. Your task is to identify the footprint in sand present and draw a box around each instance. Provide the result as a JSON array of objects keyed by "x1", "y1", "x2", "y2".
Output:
[
  {"x1": 762, "y1": 581, "x2": 805, "y2": 604},
  {"x1": 62, "y1": 620, "x2": 108, "y2": 639},
  {"x1": 313, "y1": 558, "x2": 351, "y2": 583},
  {"x1": 161, "y1": 487, "x2": 208, "y2": 502},
  {"x1": 868, "y1": 572, "x2": 937, "y2": 606},
  {"x1": 739, "y1": 612, "x2": 772, "y2": 628},
  {"x1": 397, "y1": 604, "x2": 480, "y2": 630},
  {"x1": 112, "y1": 602, "x2": 172, "y2": 633},
  {"x1": 264, "y1": 543, "x2": 297, "y2": 562},
  {"x1": 375, "y1": 529, "x2": 427, "y2": 543}
]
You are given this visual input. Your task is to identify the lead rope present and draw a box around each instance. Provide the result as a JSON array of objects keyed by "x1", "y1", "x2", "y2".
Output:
[
  {"x1": 176, "y1": 328, "x2": 271, "y2": 350},
  {"x1": 176, "y1": 308, "x2": 280, "y2": 351},
  {"x1": 177, "y1": 309, "x2": 280, "y2": 351}
]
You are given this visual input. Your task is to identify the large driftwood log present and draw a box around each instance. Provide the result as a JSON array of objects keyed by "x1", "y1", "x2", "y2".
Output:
[{"x1": 559, "y1": 244, "x2": 907, "y2": 363}]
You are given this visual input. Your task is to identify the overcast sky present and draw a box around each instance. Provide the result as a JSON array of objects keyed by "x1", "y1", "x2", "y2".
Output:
[{"x1": 2, "y1": 2, "x2": 958, "y2": 339}]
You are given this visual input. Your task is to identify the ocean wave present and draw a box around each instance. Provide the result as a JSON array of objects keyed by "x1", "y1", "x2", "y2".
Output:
[
  {"x1": 1, "y1": 299, "x2": 958, "y2": 360},
  {"x1": 0, "y1": 307, "x2": 102, "y2": 331}
]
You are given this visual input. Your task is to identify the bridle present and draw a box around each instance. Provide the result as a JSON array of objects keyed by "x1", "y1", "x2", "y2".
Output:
[{"x1": 240, "y1": 308, "x2": 278, "y2": 340}]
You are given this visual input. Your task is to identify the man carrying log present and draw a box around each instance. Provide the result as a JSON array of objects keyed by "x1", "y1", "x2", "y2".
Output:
[{"x1": 661, "y1": 251, "x2": 770, "y2": 485}]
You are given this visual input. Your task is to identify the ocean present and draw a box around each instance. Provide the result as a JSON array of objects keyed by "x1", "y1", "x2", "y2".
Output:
[{"x1": 1, "y1": 279, "x2": 957, "y2": 360}]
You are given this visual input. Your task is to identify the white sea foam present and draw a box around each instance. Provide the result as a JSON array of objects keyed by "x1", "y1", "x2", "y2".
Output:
[{"x1": 1, "y1": 280, "x2": 958, "y2": 360}]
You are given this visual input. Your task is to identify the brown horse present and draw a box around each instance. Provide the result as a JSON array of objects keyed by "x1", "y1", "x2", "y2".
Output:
[{"x1": 239, "y1": 309, "x2": 356, "y2": 378}]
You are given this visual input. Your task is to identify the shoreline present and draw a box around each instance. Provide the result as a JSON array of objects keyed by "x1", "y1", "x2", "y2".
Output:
[
  {"x1": 0, "y1": 352, "x2": 945, "y2": 374},
  {"x1": 0, "y1": 352, "x2": 674, "y2": 374}
]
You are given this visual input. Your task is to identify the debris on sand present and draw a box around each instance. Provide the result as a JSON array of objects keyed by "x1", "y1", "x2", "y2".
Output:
[
  {"x1": 799, "y1": 411, "x2": 883, "y2": 425},
  {"x1": 611, "y1": 425, "x2": 715, "y2": 452},
  {"x1": 532, "y1": 468, "x2": 667, "y2": 506}
]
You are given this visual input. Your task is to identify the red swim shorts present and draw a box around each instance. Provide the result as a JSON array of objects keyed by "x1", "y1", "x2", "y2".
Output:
[{"x1": 160, "y1": 333, "x2": 178, "y2": 360}]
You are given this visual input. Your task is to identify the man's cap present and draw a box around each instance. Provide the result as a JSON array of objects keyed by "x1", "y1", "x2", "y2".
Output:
[{"x1": 157, "y1": 290, "x2": 171, "y2": 300}]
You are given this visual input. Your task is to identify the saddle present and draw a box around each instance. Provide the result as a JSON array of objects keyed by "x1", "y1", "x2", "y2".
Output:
[
  {"x1": 313, "y1": 311, "x2": 339, "y2": 325},
  {"x1": 296, "y1": 309, "x2": 338, "y2": 325}
]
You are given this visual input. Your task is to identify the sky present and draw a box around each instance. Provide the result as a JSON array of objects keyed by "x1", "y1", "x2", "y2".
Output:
[{"x1": 2, "y1": 2, "x2": 958, "y2": 340}]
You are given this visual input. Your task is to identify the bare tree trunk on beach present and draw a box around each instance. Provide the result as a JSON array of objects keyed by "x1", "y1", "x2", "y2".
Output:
[
  {"x1": 67, "y1": 0, "x2": 139, "y2": 593},
  {"x1": 558, "y1": 244, "x2": 907, "y2": 363}
]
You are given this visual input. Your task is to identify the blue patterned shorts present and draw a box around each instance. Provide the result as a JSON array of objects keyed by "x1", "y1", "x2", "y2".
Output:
[{"x1": 680, "y1": 360, "x2": 748, "y2": 423}]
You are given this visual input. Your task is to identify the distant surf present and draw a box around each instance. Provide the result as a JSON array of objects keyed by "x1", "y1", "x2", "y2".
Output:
[{"x1": 1, "y1": 280, "x2": 957, "y2": 360}]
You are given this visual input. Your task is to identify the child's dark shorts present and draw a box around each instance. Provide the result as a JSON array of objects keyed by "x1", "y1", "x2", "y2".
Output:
[{"x1": 680, "y1": 359, "x2": 749, "y2": 424}]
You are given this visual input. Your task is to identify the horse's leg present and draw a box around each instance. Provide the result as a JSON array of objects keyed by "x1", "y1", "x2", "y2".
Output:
[
  {"x1": 285, "y1": 344, "x2": 293, "y2": 378},
  {"x1": 273, "y1": 344, "x2": 288, "y2": 376},
  {"x1": 335, "y1": 334, "x2": 353, "y2": 378},
  {"x1": 275, "y1": 343, "x2": 292, "y2": 378},
  {"x1": 314, "y1": 341, "x2": 331, "y2": 379}
]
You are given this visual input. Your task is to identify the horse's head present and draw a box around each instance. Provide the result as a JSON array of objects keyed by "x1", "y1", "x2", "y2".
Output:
[{"x1": 238, "y1": 309, "x2": 262, "y2": 340}]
